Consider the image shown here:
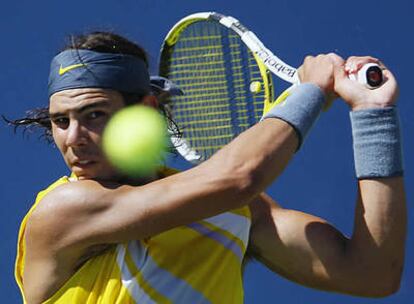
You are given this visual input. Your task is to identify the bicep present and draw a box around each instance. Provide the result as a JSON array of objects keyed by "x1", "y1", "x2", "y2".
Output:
[
  {"x1": 36, "y1": 166, "x2": 251, "y2": 250},
  {"x1": 248, "y1": 194, "x2": 352, "y2": 292}
]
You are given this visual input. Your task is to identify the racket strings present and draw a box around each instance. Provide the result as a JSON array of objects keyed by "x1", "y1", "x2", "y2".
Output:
[{"x1": 163, "y1": 21, "x2": 266, "y2": 160}]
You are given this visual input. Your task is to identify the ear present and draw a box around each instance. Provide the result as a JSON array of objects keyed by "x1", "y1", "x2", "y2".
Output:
[{"x1": 141, "y1": 95, "x2": 159, "y2": 109}]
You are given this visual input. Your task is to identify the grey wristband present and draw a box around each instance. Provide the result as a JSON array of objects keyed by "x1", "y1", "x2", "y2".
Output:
[
  {"x1": 350, "y1": 107, "x2": 404, "y2": 179},
  {"x1": 262, "y1": 83, "x2": 325, "y2": 149}
]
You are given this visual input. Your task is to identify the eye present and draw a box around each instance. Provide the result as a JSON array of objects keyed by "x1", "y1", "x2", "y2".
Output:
[
  {"x1": 87, "y1": 111, "x2": 106, "y2": 120},
  {"x1": 51, "y1": 117, "x2": 69, "y2": 128}
]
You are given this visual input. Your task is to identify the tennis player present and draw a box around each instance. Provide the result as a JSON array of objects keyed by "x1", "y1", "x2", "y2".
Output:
[{"x1": 13, "y1": 32, "x2": 406, "y2": 303}]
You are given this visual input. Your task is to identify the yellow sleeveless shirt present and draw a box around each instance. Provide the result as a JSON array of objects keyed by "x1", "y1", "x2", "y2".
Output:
[{"x1": 15, "y1": 171, "x2": 251, "y2": 303}]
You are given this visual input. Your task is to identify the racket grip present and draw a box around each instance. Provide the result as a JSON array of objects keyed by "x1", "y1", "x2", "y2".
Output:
[{"x1": 349, "y1": 63, "x2": 384, "y2": 89}]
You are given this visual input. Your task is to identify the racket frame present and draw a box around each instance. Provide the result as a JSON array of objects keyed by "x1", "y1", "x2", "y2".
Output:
[{"x1": 159, "y1": 12, "x2": 300, "y2": 164}]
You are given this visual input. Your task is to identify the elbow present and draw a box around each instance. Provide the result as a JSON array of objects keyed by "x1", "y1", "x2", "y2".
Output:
[
  {"x1": 369, "y1": 259, "x2": 405, "y2": 297},
  {"x1": 359, "y1": 282, "x2": 401, "y2": 298},
  {"x1": 371, "y1": 269, "x2": 403, "y2": 298},
  {"x1": 381, "y1": 282, "x2": 402, "y2": 298},
  {"x1": 353, "y1": 284, "x2": 401, "y2": 298},
  {"x1": 347, "y1": 265, "x2": 404, "y2": 298},
  {"x1": 339, "y1": 280, "x2": 401, "y2": 299}
]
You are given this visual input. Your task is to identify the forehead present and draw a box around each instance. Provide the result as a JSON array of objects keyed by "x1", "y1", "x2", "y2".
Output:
[{"x1": 49, "y1": 88, "x2": 124, "y2": 113}]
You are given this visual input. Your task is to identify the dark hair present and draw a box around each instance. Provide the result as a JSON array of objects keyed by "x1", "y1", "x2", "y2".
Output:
[{"x1": 5, "y1": 31, "x2": 181, "y2": 148}]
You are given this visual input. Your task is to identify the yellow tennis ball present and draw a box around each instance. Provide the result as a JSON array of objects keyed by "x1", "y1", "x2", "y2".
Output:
[
  {"x1": 249, "y1": 81, "x2": 262, "y2": 93},
  {"x1": 102, "y1": 105, "x2": 168, "y2": 177}
]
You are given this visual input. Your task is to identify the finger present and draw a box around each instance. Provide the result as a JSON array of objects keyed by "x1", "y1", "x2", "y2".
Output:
[
  {"x1": 346, "y1": 55, "x2": 379, "y2": 63},
  {"x1": 345, "y1": 56, "x2": 379, "y2": 73},
  {"x1": 303, "y1": 55, "x2": 314, "y2": 64},
  {"x1": 380, "y1": 68, "x2": 398, "y2": 91},
  {"x1": 327, "y1": 52, "x2": 345, "y2": 66},
  {"x1": 382, "y1": 68, "x2": 394, "y2": 80},
  {"x1": 377, "y1": 60, "x2": 387, "y2": 70}
]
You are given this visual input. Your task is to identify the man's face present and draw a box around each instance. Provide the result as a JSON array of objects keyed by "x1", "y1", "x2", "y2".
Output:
[{"x1": 49, "y1": 88, "x2": 126, "y2": 180}]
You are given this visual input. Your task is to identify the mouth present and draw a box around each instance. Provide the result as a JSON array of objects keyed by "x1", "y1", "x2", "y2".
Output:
[{"x1": 71, "y1": 159, "x2": 97, "y2": 169}]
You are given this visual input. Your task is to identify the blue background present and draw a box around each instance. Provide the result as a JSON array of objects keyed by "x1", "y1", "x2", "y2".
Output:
[{"x1": 0, "y1": 0, "x2": 412, "y2": 303}]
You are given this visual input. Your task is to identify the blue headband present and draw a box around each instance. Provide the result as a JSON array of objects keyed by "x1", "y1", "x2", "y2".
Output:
[{"x1": 48, "y1": 49, "x2": 150, "y2": 97}]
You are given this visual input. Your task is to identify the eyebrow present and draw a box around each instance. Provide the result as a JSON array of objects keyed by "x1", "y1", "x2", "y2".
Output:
[{"x1": 49, "y1": 100, "x2": 111, "y2": 118}]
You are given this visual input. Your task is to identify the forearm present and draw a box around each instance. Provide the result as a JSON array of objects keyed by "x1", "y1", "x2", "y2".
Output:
[
  {"x1": 344, "y1": 105, "x2": 406, "y2": 295},
  {"x1": 248, "y1": 108, "x2": 406, "y2": 296},
  {"x1": 109, "y1": 119, "x2": 298, "y2": 240},
  {"x1": 208, "y1": 118, "x2": 298, "y2": 195},
  {"x1": 247, "y1": 178, "x2": 406, "y2": 297},
  {"x1": 346, "y1": 177, "x2": 406, "y2": 293}
]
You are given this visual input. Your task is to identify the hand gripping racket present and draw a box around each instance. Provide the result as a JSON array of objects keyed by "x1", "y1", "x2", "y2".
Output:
[{"x1": 158, "y1": 12, "x2": 382, "y2": 164}]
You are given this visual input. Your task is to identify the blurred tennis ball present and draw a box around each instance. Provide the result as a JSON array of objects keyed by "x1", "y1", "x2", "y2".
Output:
[{"x1": 102, "y1": 105, "x2": 168, "y2": 177}]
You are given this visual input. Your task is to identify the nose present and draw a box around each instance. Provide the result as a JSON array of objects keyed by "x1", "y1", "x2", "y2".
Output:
[{"x1": 65, "y1": 120, "x2": 88, "y2": 147}]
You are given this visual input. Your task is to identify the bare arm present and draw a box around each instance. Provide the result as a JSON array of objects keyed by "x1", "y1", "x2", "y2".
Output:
[
  {"x1": 248, "y1": 56, "x2": 406, "y2": 297},
  {"x1": 249, "y1": 179, "x2": 406, "y2": 297}
]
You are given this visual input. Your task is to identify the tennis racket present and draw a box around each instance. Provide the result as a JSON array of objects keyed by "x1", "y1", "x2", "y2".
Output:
[{"x1": 158, "y1": 12, "x2": 382, "y2": 164}]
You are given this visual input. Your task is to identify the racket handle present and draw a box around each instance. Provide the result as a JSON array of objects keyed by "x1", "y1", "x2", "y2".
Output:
[{"x1": 349, "y1": 63, "x2": 384, "y2": 89}]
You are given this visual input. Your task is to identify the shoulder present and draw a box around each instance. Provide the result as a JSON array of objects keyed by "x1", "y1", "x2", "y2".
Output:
[
  {"x1": 26, "y1": 179, "x2": 123, "y2": 249},
  {"x1": 32, "y1": 177, "x2": 132, "y2": 223},
  {"x1": 32, "y1": 179, "x2": 112, "y2": 217}
]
